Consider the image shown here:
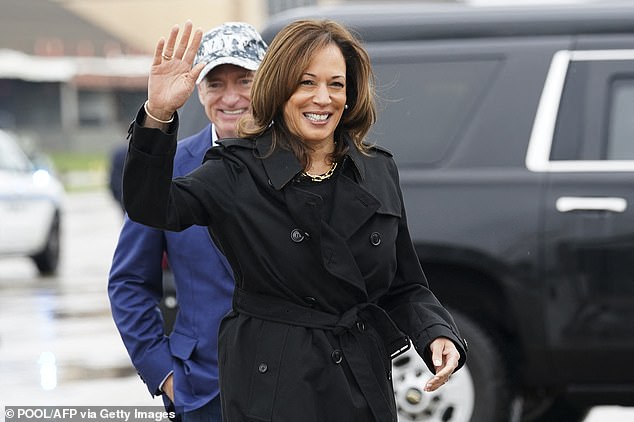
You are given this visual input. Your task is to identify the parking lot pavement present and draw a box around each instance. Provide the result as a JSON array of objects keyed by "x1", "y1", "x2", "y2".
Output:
[
  {"x1": 0, "y1": 189, "x2": 158, "y2": 409},
  {"x1": 0, "y1": 189, "x2": 632, "y2": 421}
]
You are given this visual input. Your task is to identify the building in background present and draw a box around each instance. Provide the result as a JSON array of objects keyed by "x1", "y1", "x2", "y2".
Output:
[
  {"x1": 0, "y1": 0, "x2": 449, "y2": 154},
  {"x1": 0, "y1": 0, "x2": 266, "y2": 154}
]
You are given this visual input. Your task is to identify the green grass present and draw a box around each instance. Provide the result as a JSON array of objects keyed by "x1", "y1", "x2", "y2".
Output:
[
  {"x1": 49, "y1": 152, "x2": 107, "y2": 173},
  {"x1": 48, "y1": 152, "x2": 109, "y2": 192}
]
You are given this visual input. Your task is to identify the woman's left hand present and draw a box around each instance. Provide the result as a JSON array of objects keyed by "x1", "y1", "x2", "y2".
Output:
[{"x1": 424, "y1": 336, "x2": 461, "y2": 392}]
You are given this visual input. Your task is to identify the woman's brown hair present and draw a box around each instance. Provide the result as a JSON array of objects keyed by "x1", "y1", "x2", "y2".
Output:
[{"x1": 238, "y1": 19, "x2": 377, "y2": 166}]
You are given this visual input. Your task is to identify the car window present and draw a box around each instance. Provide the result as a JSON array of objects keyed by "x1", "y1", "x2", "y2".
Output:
[
  {"x1": 369, "y1": 56, "x2": 501, "y2": 167},
  {"x1": 0, "y1": 132, "x2": 32, "y2": 172},
  {"x1": 549, "y1": 55, "x2": 634, "y2": 164},
  {"x1": 607, "y1": 78, "x2": 634, "y2": 160}
]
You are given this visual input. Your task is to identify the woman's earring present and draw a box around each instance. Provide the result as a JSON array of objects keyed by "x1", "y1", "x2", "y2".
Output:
[{"x1": 344, "y1": 104, "x2": 349, "y2": 110}]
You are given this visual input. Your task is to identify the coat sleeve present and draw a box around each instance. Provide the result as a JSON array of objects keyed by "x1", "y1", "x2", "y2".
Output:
[
  {"x1": 108, "y1": 215, "x2": 173, "y2": 395},
  {"x1": 377, "y1": 158, "x2": 467, "y2": 373},
  {"x1": 122, "y1": 107, "x2": 236, "y2": 232}
]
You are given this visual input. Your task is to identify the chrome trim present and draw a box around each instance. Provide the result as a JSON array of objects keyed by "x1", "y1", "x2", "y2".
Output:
[
  {"x1": 541, "y1": 160, "x2": 634, "y2": 172},
  {"x1": 526, "y1": 49, "x2": 634, "y2": 173},
  {"x1": 556, "y1": 196, "x2": 627, "y2": 213},
  {"x1": 526, "y1": 50, "x2": 571, "y2": 172},
  {"x1": 571, "y1": 49, "x2": 634, "y2": 61},
  {"x1": 390, "y1": 337, "x2": 411, "y2": 359}
]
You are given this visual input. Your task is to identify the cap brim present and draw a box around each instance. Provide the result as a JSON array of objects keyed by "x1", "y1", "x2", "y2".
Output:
[{"x1": 195, "y1": 57, "x2": 260, "y2": 85}]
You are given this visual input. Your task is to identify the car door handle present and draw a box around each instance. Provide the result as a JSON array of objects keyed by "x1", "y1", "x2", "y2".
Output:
[{"x1": 556, "y1": 196, "x2": 627, "y2": 213}]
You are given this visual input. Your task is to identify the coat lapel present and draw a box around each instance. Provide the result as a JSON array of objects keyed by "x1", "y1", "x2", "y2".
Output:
[
  {"x1": 280, "y1": 161, "x2": 382, "y2": 297},
  {"x1": 255, "y1": 133, "x2": 395, "y2": 296},
  {"x1": 329, "y1": 172, "x2": 380, "y2": 239},
  {"x1": 283, "y1": 183, "x2": 371, "y2": 296},
  {"x1": 256, "y1": 133, "x2": 303, "y2": 190}
]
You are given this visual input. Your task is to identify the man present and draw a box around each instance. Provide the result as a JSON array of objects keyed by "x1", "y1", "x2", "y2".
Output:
[
  {"x1": 108, "y1": 22, "x2": 267, "y2": 421},
  {"x1": 108, "y1": 142, "x2": 126, "y2": 211}
]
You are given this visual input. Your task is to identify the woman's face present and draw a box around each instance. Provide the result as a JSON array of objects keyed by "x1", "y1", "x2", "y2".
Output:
[{"x1": 283, "y1": 43, "x2": 347, "y2": 147}]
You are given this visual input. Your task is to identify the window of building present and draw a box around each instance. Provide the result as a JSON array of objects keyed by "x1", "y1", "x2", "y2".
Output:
[{"x1": 78, "y1": 90, "x2": 115, "y2": 127}]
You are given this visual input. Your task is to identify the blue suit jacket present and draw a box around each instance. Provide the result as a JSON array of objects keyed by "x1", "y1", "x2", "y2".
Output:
[{"x1": 108, "y1": 124, "x2": 234, "y2": 412}]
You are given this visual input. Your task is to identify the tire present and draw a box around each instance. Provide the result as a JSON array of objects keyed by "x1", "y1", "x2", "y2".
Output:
[
  {"x1": 392, "y1": 310, "x2": 512, "y2": 422},
  {"x1": 31, "y1": 213, "x2": 60, "y2": 276}
]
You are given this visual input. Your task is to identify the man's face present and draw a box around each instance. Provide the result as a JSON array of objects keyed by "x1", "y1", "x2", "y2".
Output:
[{"x1": 197, "y1": 64, "x2": 254, "y2": 139}]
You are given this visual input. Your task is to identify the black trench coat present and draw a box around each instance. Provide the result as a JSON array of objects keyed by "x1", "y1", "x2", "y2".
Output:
[{"x1": 123, "y1": 110, "x2": 467, "y2": 422}]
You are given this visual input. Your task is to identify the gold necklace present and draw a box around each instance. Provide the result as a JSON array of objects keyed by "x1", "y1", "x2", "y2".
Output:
[{"x1": 302, "y1": 161, "x2": 338, "y2": 182}]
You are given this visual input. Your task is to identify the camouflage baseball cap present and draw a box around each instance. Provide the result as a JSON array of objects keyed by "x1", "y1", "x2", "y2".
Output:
[{"x1": 194, "y1": 22, "x2": 267, "y2": 85}]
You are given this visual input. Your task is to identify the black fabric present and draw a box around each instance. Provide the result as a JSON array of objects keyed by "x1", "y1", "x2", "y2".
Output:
[
  {"x1": 124, "y1": 112, "x2": 467, "y2": 422},
  {"x1": 233, "y1": 288, "x2": 409, "y2": 422}
]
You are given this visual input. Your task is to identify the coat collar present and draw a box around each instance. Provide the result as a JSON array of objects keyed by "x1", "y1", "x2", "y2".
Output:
[{"x1": 256, "y1": 131, "x2": 368, "y2": 190}]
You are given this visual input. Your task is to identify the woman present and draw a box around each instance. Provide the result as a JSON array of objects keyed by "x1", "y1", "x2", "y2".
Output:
[{"x1": 124, "y1": 19, "x2": 467, "y2": 422}]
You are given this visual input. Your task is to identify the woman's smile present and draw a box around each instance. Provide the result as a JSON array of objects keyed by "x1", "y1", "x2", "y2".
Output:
[
  {"x1": 283, "y1": 43, "x2": 347, "y2": 146},
  {"x1": 304, "y1": 112, "x2": 331, "y2": 123}
]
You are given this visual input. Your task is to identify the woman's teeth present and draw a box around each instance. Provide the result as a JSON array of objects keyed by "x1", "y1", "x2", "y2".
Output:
[{"x1": 305, "y1": 113, "x2": 329, "y2": 121}]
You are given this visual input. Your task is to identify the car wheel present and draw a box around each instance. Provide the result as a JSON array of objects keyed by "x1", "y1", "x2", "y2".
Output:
[
  {"x1": 31, "y1": 213, "x2": 60, "y2": 276},
  {"x1": 392, "y1": 310, "x2": 512, "y2": 422}
]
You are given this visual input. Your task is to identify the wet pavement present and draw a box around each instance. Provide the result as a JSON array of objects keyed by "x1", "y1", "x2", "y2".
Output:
[
  {"x1": 0, "y1": 189, "x2": 632, "y2": 420},
  {"x1": 0, "y1": 190, "x2": 157, "y2": 408}
]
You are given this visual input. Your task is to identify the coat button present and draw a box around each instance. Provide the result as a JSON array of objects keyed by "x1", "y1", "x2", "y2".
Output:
[
  {"x1": 304, "y1": 296, "x2": 317, "y2": 308},
  {"x1": 356, "y1": 321, "x2": 365, "y2": 332},
  {"x1": 258, "y1": 363, "x2": 268, "y2": 373},
  {"x1": 290, "y1": 229, "x2": 305, "y2": 243},
  {"x1": 369, "y1": 232, "x2": 381, "y2": 246},
  {"x1": 331, "y1": 349, "x2": 343, "y2": 364}
]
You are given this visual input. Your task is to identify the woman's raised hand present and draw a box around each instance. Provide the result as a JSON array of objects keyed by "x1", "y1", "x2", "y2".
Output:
[{"x1": 146, "y1": 21, "x2": 205, "y2": 121}]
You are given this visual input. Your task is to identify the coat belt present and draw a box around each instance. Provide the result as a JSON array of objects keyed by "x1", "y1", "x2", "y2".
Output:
[{"x1": 233, "y1": 288, "x2": 410, "y2": 422}]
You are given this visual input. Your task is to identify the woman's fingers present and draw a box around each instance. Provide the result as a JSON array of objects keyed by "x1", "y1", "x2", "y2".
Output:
[
  {"x1": 174, "y1": 21, "x2": 193, "y2": 60},
  {"x1": 424, "y1": 337, "x2": 461, "y2": 392},
  {"x1": 162, "y1": 24, "x2": 180, "y2": 59},
  {"x1": 155, "y1": 22, "x2": 201, "y2": 66},
  {"x1": 152, "y1": 38, "x2": 165, "y2": 66},
  {"x1": 184, "y1": 27, "x2": 204, "y2": 64}
]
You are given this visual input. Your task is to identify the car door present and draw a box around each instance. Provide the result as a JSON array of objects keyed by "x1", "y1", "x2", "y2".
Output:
[
  {"x1": 529, "y1": 49, "x2": 634, "y2": 383},
  {"x1": 0, "y1": 132, "x2": 53, "y2": 254}
]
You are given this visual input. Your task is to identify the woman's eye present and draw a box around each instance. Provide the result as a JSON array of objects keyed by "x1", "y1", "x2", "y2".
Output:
[
  {"x1": 331, "y1": 82, "x2": 345, "y2": 88},
  {"x1": 240, "y1": 79, "x2": 253, "y2": 86},
  {"x1": 300, "y1": 79, "x2": 314, "y2": 86}
]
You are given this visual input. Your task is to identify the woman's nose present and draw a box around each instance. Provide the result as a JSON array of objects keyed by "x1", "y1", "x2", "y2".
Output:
[{"x1": 313, "y1": 84, "x2": 332, "y2": 105}]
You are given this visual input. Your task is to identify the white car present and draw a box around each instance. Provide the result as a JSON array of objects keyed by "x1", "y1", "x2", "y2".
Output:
[{"x1": 0, "y1": 129, "x2": 64, "y2": 275}]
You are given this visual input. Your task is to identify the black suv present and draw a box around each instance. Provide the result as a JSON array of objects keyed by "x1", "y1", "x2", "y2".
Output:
[{"x1": 257, "y1": 3, "x2": 634, "y2": 422}]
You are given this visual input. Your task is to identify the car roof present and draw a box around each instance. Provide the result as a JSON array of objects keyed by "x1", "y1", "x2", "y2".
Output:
[{"x1": 261, "y1": 2, "x2": 634, "y2": 43}]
